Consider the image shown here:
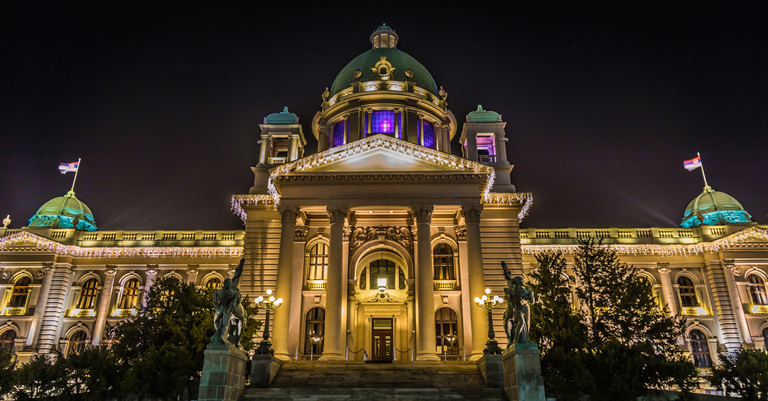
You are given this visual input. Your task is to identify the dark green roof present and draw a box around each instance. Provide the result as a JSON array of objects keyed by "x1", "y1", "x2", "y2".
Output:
[
  {"x1": 265, "y1": 107, "x2": 298, "y2": 124},
  {"x1": 376, "y1": 23, "x2": 394, "y2": 32},
  {"x1": 467, "y1": 105, "x2": 500, "y2": 122},
  {"x1": 329, "y1": 48, "x2": 438, "y2": 97},
  {"x1": 28, "y1": 191, "x2": 97, "y2": 231}
]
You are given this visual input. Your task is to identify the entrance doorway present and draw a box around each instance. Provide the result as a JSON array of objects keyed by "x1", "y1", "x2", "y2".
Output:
[{"x1": 371, "y1": 318, "x2": 393, "y2": 362}]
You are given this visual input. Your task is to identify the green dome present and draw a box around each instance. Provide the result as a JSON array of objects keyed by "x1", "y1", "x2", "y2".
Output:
[
  {"x1": 467, "y1": 105, "x2": 500, "y2": 122},
  {"x1": 681, "y1": 186, "x2": 753, "y2": 228},
  {"x1": 265, "y1": 107, "x2": 298, "y2": 125},
  {"x1": 28, "y1": 190, "x2": 97, "y2": 231},
  {"x1": 376, "y1": 23, "x2": 394, "y2": 32},
  {"x1": 329, "y1": 47, "x2": 439, "y2": 97}
]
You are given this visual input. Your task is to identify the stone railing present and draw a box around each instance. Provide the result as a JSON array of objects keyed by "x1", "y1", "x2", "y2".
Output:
[
  {"x1": 519, "y1": 226, "x2": 739, "y2": 245},
  {"x1": 434, "y1": 280, "x2": 457, "y2": 291},
  {"x1": 76, "y1": 230, "x2": 245, "y2": 247},
  {"x1": 307, "y1": 280, "x2": 327, "y2": 291}
]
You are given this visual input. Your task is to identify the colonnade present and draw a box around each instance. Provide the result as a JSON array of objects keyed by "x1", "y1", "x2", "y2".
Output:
[{"x1": 269, "y1": 203, "x2": 489, "y2": 361}]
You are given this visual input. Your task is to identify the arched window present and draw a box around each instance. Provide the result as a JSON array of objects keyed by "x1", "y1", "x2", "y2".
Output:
[
  {"x1": 366, "y1": 110, "x2": 396, "y2": 136},
  {"x1": 435, "y1": 308, "x2": 459, "y2": 354},
  {"x1": 433, "y1": 243, "x2": 455, "y2": 280},
  {"x1": 748, "y1": 274, "x2": 768, "y2": 306},
  {"x1": 763, "y1": 328, "x2": 768, "y2": 351},
  {"x1": 77, "y1": 279, "x2": 99, "y2": 309},
  {"x1": 0, "y1": 330, "x2": 16, "y2": 352},
  {"x1": 308, "y1": 243, "x2": 329, "y2": 280},
  {"x1": 678, "y1": 276, "x2": 698, "y2": 307},
  {"x1": 67, "y1": 330, "x2": 88, "y2": 356},
  {"x1": 305, "y1": 307, "x2": 325, "y2": 355},
  {"x1": 205, "y1": 277, "x2": 222, "y2": 290},
  {"x1": 119, "y1": 278, "x2": 140, "y2": 309},
  {"x1": 9, "y1": 277, "x2": 31, "y2": 308},
  {"x1": 359, "y1": 260, "x2": 405, "y2": 290},
  {"x1": 690, "y1": 329, "x2": 712, "y2": 367},
  {"x1": 422, "y1": 121, "x2": 436, "y2": 149}
]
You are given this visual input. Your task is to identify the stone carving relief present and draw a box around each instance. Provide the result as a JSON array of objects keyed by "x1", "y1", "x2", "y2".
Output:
[
  {"x1": 349, "y1": 226, "x2": 413, "y2": 253},
  {"x1": 461, "y1": 204, "x2": 483, "y2": 223},
  {"x1": 455, "y1": 225, "x2": 467, "y2": 241},
  {"x1": 294, "y1": 225, "x2": 308, "y2": 241}
]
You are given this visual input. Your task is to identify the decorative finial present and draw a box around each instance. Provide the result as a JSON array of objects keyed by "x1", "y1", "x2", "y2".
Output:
[
  {"x1": 477, "y1": 105, "x2": 484, "y2": 111},
  {"x1": 2, "y1": 215, "x2": 10, "y2": 228},
  {"x1": 282, "y1": 106, "x2": 289, "y2": 113},
  {"x1": 322, "y1": 87, "x2": 329, "y2": 101}
]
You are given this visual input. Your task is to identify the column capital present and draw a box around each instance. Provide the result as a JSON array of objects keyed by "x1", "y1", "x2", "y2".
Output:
[
  {"x1": 186, "y1": 265, "x2": 199, "y2": 276},
  {"x1": 294, "y1": 225, "x2": 308, "y2": 241},
  {"x1": 657, "y1": 262, "x2": 671, "y2": 274},
  {"x1": 461, "y1": 204, "x2": 483, "y2": 223},
  {"x1": 278, "y1": 205, "x2": 300, "y2": 224},
  {"x1": 412, "y1": 204, "x2": 434, "y2": 224},
  {"x1": 326, "y1": 205, "x2": 348, "y2": 224},
  {"x1": 146, "y1": 265, "x2": 158, "y2": 276},
  {"x1": 41, "y1": 263, "x2": 55, "y2": 275},
  {"x1": 105, "y1": 266, "x2": 118, "y2": 276},
  {"x1": 723, "y1": 259, "x2": 741, "y2": 276}
]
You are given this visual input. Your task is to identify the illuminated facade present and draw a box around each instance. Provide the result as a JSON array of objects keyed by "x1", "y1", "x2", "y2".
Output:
[{"x1": 1, "y1": 26, "x2": 767, "y2": 385}]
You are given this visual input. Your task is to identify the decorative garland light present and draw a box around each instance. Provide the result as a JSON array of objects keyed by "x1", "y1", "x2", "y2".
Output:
[
  {"x1": 231, "y1": 195, "x2": 274, "y2": 223},
  {"x1": 522, "y1": 226, "x2": 768, "y2": 257},
  {"x1": 0, "y1": 231, "x2": 243, "y2": 259},
  {"x1": 484, "y1": 192, "x2": 534, "y2": 221}
]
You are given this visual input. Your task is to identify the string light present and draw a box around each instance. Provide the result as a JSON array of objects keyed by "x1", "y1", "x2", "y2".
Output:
[
  {"x1": 0, "y1": 231, "x2": 243, "y2": 259},
  {"x1": 484, "y1": 192, "x2": 534, "y2": 221},
  {"x1": 522, "y1": 227, "x2": 768, "y2": 257}
]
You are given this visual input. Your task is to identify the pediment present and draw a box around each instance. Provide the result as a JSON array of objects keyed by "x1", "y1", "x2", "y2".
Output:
[
  {"x1": 719, "y1": 227, "x2": 768, "y2": 244},
  {"x1": 270, "y1": 134, "x2": 493, "y2": 176}
]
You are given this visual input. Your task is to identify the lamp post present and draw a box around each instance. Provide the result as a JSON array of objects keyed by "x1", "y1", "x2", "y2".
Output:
[
  {"x1": 474, "y1": 288, "x2": 504, "y2": 354},
  {"x1": 254, "y1": 289, "x2": 283, "y2": 355}
]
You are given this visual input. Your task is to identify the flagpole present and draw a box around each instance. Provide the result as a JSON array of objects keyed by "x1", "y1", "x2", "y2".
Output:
[
  {"x1": 70, "y1": 158, "x2": 82, "y2": 192},
  {"x1": 697, "y1": 152, "x2": 709, "y2": 187}
]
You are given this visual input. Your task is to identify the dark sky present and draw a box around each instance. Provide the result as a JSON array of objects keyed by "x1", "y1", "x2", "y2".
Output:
[{"x1": 1, "y1": 3, "x2": 766, "y2": 231}]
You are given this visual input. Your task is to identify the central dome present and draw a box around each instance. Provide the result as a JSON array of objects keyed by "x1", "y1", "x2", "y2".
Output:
[
  {"x1": 329, "y1": 26, "x2": 438, "y2": 98},
  {"x1": 681, "y1": 185, "x2": 753, "y2": 228},
  {"x1": 28, "y1": 190, "x2": 97, "y2": 231}
]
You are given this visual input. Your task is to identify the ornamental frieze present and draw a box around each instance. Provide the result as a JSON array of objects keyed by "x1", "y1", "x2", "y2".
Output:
[{"x1": 349, "y1": 225, "x2": 414, "y2": 253}]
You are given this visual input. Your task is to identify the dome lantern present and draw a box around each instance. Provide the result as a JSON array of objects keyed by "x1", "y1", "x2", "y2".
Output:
[{"x1": 370, "y1": 23, "x2": 398, "y2": 49}]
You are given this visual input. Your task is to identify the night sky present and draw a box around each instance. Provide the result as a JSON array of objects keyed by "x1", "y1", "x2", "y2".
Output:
[{"x1": 1, "y1": 3, "x2": 766, "y2": 231}]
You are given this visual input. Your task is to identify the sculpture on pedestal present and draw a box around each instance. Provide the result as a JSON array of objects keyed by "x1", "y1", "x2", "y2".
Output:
[
  {"x1": 501, "y1": 261, "x2": 535, "y2": 348},
  {"x1": 211, "y1": 258, "x2": 248, "y2": 348}
]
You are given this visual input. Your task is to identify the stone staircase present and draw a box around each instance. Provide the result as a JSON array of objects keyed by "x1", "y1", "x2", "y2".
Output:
[{"x1": 241, "y1": 360, "x2": 507, "y2": 400}]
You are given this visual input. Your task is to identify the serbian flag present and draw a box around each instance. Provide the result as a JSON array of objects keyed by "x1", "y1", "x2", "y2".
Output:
[
  {"x1": 58, "y1": 161, "x2": 79, "y2": 174},
  {"x1": 683, "y1": 156, "x2": 701, "y2": 171}
]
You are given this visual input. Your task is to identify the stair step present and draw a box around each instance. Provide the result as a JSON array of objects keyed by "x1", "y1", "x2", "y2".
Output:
[{"x1": 242, "y1": 387, "x2": 507, "y2": 400}]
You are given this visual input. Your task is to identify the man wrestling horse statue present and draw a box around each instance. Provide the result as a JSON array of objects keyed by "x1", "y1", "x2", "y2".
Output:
[{"x1": 211, "y1": 258, "x2": 247, "y2": 348}]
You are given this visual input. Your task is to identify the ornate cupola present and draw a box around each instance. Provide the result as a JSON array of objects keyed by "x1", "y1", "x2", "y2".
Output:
[
  {"x1": 311, "y1": 25, "x2": 456, "y2": 155},
  {"x1": 681, "y1": 185, "x2": 754, "y2": 228},
  {"x1": 370, "y1": 24, "x2": 399, "y2": 49},
  {"x1": 27, "y1": 190, "x2": 97, "y2": 231},
  {"x1": 459, "y1": 105, "x2": 515, "y2": 192}
]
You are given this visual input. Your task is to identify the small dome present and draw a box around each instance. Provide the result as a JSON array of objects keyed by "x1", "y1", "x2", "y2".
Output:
[
  {"x1": 467, "y1": 105, "x2": 500, "y2": 122},
  {"x1": 375, "y1": 23, "x2": 394, "y2": 32},
  {"x1": 265, "y1": 107, "x2": 298, "y2": 125},
  {"x1": 28, "y1": 190, "x2": 97, "y2": 231},
  {"x1": 681, "y1": 185, "x2": 753, "y2": 228}
]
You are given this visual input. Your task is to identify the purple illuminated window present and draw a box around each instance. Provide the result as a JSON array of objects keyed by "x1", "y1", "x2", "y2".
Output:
[
  {"x1": 371, "y1": 110, "x2": 395, "y2": 135},
  {"x1": 423, "y1": 121, "x2": 436, "y2": 149},
  {"x1": 333, "y1": 121, "x2": 344, "y2": 147}
]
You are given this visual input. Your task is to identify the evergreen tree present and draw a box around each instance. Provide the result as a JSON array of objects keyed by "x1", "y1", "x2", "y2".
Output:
[
  {"x1": 0, "y1": 347, "x2": 17, "y2": 398},
  {"x1": 109, "y1": 275, "x2": 260, "y2": 400},
  {"x1": 709, "y1": 349, "x2": 768, "y2": 400},
  {"x1": 529, "y1": 238, "x2": 698, "y2": 400}
]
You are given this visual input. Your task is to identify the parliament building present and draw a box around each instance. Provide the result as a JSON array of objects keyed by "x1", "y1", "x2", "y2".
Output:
[{"x1": 1, "y1": 26, "x2": 767, "y2": 384}]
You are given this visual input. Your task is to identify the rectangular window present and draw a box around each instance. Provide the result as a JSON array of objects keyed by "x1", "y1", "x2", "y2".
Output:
[
  {"x1": 371, "y1": 110, "x2": 395, "y2": 135},
  {"x1": 333, "y1": 121, "x2": 345, "y2": 147},
  {"x1": 423, "y1": 121, "x2": 436, "y2": 149}
]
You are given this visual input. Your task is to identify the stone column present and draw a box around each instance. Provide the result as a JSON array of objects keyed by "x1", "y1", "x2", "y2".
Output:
[
  {"x1": 657, "y1": 264, "x2": 678, "y2": 316},
  {"x1": 317, "y1": 122, "x2": 328, "y2": 153},
  {"x1": 26, "y1": 264, "x2": 54, "y2": 346},
  {"x1": 463, "y1": 204, "x2": 487, "y2": 360},
  {"x1": 343, "y1": 115, "x2": 349, "y2": 145},
  {"x1": 142, "y1": 266, "x2": 158, "y2": 307},
  {"x1": 258, "y1": 137, "x2": 268, "y2": 165},
  {"x1": 272, "y1": 205, "x2": 298, "y2": 360},
  {"x1": 724, "y1": 260, "x2": 751, "y2": 344},
  {"x1": 320, "y1": 205, "x2": 348, "y2": 360},
  {"x1": 467, "y1": 132, "x2": 478, "y2": 161},
  {"x1": 394, "y1": 109, "x2": 401, "y2": 139},
  {"x1": 495, "y1": 131, "x2": 508, "y2": 163},
  {"x1": 92, "y1": 267, "x2": 117, "y2": 345},
  {"x1": 417, "y1": 114, "x2": 424, "y2": 146},
  {"x1": 289, "y1": 135, "x2": 300, "y2": 162},
  {"x1": 413, "y1": 204, "x2": 440, "y2": 361}
]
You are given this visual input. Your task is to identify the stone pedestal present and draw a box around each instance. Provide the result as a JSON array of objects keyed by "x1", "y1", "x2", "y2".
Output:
[
  {"x1": 198, "y1": 344, "x2": 248, "y2": 401},
  {"x1": 476, "y1": 354, "x2": 504, "y2": 388},
  {"x1": 502, "y1": 344, "x2": 546, "y2": 401},
  {"x1": 250, "y1": 354, "x2": 283, "y2": 388}
]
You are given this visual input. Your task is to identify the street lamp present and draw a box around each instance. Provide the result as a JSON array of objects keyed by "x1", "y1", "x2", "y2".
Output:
[
  {"x1": 474, "y1": 288, "x2": 504, "y2": 354},
  {"x1": 254, "y1": 289, "x2": 283, "y2": 355}
]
